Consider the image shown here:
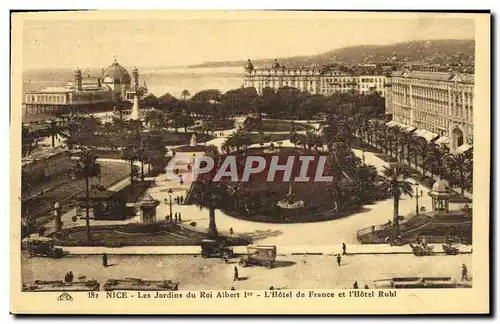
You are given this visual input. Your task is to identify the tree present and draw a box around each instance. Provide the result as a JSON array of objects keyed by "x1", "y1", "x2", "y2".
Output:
[
  {"x1": 74, "y1": 150, "x2": 101, "y2": 241},
  {"x1": 424, "y1": 143, "x2": 448, "y2": 179},
  {"x1": 444, "y1": 152, "x2": 471, "y2": 195},
  {"x1": 22, "y1": 125, "x2": 36, "y2": 157},
  {"x1": 123, "y1": 144, "x2": 139, "y2": 191},
  {"x1": 42, "y1": 119, "x2": 67, "y2": 148},
  {"x1": 181, "y1": 89, "x2": 191, "y2": 100},
  {"x1": 380, "y1": 164, "x2": 413, "y2": 238}
]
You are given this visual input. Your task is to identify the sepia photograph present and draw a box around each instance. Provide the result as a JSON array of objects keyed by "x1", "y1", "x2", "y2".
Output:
[{"x1": 10, "y1": 10, "x2": 490, "y2": 315}]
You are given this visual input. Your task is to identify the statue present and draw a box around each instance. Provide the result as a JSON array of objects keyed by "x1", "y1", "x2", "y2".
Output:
[{"x1": 190, "y1": 134, "x2": 197, "y2": 147}]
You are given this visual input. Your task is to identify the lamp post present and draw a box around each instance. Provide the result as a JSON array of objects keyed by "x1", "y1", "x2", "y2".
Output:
[
  {"x1": 167, "y1": 188, "x2": 173, "y2": 222},
  {"x1": 415, "y1": 183, "x2": 424, "y2": 216},
  {"x1": 361, "y1": 149, "x2": 366, "y2": 165}
]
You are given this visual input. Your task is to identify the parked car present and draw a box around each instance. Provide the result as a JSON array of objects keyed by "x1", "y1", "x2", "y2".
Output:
[
  {"x1": 23, "y1": 236, "x2": 65, "y2": 258},
  {"x1": 239, "y1": 245, "x2": 276, "y2": 269},
  {"x1": 200, "y1": 239, "x2": 234, "y2": 258}
]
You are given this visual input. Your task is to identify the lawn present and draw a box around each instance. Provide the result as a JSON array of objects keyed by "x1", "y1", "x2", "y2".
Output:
[
  {"x1": 52, "y1": 223, "x2": 250, "y2": 246},
  {"x1": 247, "y1": 133, "x2": 291, "y2": 145},
  {"x1": 244, "y1": 119, "x2": 314, "y2": 132},
  {"x1": 187, "y1": 147, "x2": 383, "y2": 224}
]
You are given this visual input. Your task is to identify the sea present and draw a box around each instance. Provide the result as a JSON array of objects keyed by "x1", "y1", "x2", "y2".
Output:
[{"x1": 21, "y1": 66, "x2": 245, "y2": 100}]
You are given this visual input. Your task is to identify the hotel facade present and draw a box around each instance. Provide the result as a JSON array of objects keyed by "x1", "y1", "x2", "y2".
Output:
[
  {"x1": 385, "y1": 68, "x2": 474, "y2": 154},
  {"x1": 243, "y1": 59, "x2": 388, "y2": 97}
]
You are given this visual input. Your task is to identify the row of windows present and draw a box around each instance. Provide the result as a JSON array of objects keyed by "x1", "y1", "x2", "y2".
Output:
[{"x1": 26, "y1": 94, "x2": 66, "y2": 104}]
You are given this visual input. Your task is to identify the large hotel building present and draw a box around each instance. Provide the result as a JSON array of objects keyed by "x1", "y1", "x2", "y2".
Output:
[
  {"x1": 243, "y1": 59, "x2": 389, "y2": 97},
  {"x1": 385, "y1": 68, "x2": 474, "y2": 153}
]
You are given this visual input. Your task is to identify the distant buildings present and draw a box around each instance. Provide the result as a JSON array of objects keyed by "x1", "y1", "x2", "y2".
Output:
[
  {"x1": 243, "y1": 59, "x2": 390, "y2": 97},
  {"x1": 385, "y1": 68, "x2": 474, "y2": 153},
  {"x1": 23, "y1": 59, "x2": 147, "y2": 117}
]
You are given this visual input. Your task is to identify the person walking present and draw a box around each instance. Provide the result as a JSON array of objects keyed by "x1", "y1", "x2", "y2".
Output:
[
  {"x1": 229, "y1": 227, "x2": 234, "y2": 236},
  {"x1": 462, "y1": 264, "x2": 468, "y2": 281},
  {"x1": 336, "y1": 254, "x2": 341, "y2": 267},
  {"x1": 342, "y1": 242, "x2": 347, "y2": 255},
  {"x1": 180, "y1": 196, "x2": 184, "y2": 204},
  {"x1": 178, "y1": 213, "x2": 182, "y2": 222},
  {"x1": 353, "y1": 281, "x2": 358, "y2": 289},
  {"x1": 102, "y1": 253, "x2": 108, "y2": 267},
  {"x1": 233, "y1": 266, "x2": 239, "y2": 281}
]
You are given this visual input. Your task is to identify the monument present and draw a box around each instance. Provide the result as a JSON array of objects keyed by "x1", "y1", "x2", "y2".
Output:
[
  {"x1": 130, "y1": 93, "x2": 140, "y2": 120},
  {"x1": 190, "y1": 134, "x2": 197, "y2": 147}
]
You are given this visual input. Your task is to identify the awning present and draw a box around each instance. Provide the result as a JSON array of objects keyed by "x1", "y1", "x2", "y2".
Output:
[
  {"x1": 402, "y1": 125, "x2": 416, "y2": 133},
  {"x1": 456, "y1": 143, "x2": 472, "y2": 154},
  {"x1": 414, "y1": 129, "x2": 439, "y2": 142},
  {"x1": 434, "y1": 136, "x2": 450, "y2": 146}
]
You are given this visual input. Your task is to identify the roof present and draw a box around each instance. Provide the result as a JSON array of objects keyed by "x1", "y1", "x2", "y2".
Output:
[
  {"x1": 102, "y1": 61, "x2": 131, "y2": 84},
  {"x1": 76, "y1": 188, "x2": 116, "y2": 200},
  {"x1": 432, "y1": 179, "x2": 447, "y2": 193},
  {"x1": 38, "y1": 87, "x2": 73, "y2": 93}
]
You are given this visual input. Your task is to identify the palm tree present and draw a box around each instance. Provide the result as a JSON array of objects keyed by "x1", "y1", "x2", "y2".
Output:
[
  {"x1": 424, "y1": 143, "x2": 448, "y2": 179},
  {"x1": 380, "y1": 164, "x2": 413, "y2": 238},
  {"x1": 74, "y1": 150, "x2": 101, "y2": 241},
  {"x1": 181, "y1": 89, "x2": 191, "y2": 101},
  {"x1": 123, "y1": 144, "x2": 139, "y2": 191},
  {"x1": 444, "y1": 152, "x2": 471, "y2": 195},
  {"x1": 412, "y1": 138, "x2": 429, "y2": 173},
  {"x1": 43, "y1": 119, "x2": 66, "y2": 148},
  {"x1": 22, "y1": 125, "x2": 36, "y2": 157}
]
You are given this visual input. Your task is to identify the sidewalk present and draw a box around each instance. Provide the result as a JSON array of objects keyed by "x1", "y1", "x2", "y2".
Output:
[{"x1": 60, "y1": 243, "x2": 472, "y2": 256}]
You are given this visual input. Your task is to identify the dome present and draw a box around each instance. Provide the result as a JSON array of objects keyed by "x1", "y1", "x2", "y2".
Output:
[
  {"x1": 102, "y1": 61, "x2": 131, "y2": 85},
  {"x1": 432, "y1": 179, "x2": 447, "y2": 193}
]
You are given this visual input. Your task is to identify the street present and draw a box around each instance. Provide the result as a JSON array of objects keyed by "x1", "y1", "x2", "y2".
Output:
[{"x1": 22, "y1": 253, "x2": 472, "y2": 290}]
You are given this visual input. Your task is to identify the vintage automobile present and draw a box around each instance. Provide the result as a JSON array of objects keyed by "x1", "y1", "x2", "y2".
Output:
[
  {"x1": 409, "y1": 243, "x2": 434, "y2": 256},
  {"x1": 442, "y1": 243, "x2": 460, "y2": 255},
  {"x1": 239, "y1": 245, "x2": 276, "y2": 269},
  {"x1": 23, "y1": 236, "x2": 65, "y2": 258},
  {"x1": 200, "y1": 239, "x2": 234, "y2": 258}
]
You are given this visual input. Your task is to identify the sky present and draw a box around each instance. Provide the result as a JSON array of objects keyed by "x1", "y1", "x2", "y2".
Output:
[{"x1": 21, "y1": 13, "x2": 476, "y2": 70}]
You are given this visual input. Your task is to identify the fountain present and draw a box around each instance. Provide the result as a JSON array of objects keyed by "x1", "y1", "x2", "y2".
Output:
[{"x1": 276, "y1": 183, "x2": 304, "y2": 209}]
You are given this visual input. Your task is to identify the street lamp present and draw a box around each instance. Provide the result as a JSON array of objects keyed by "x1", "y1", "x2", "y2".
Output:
[
  {"x1": 415, "y1": 183, "x2": 424, "y2": 216},
  {"x1": 167, "y1": 188, "x2": 173, "y2": 221}
]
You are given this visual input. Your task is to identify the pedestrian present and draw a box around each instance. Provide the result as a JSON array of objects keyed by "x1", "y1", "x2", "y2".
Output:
[
  {"x1": 178, "y1": 213, "x2": 182, "y2": 222},
  {"x1": 179, "y1": 175, "x2": 184, "y2": 185},
  {"x1": 175, "y1": 196, "x2": 179, "y2": 204},
  {"x1": 342, "y1": 242, "x2": 347, "y2": 255},
  {"x1": 364, "y1": 284, "x2": 369, "y2": 289},
  {"x1": 102, "y1": 253, "x2": 108, "y2": 267},
  {"x1": 174, "y1": 168, "x2": 179, "y2": 175},
  {"x1": 336, "y1": 254, "x2": 341, "y2": 267},
  {"x1": 180, "y1": 196, "x2": 184, "y2": 204},
  {"x1": 353, "y1": 281, "x2": 358, "y2": 289},
  {"x1": 174, "y1": 213, "x2": 178, "y2": 222},
  {"x1": 269, "y1": 286, "x2": 275, "y2": 290},
  {"x1": 187, "y1": 164, "x2": 191, "y2": 172},
  {"x1": 462, "y1": 264, "x2": 468, "y2": 281},
  {"x1": 231, "y1": 286, "x2": 235, "y2": 290},
  {"x1": 229, "y1": 227, "x2": 234, "y2": 236},
  {"x1": 233, "y1": 266, "x2": 239, "y2": 281},
  {"x1": 67, "y1": 271, "x2": 74, "y2": 282}
]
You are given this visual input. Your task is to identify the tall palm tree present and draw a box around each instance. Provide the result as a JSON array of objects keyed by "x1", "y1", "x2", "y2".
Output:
[
  {"x1": 444, "y1": 152, "x2": 471, "y2": 195},
  {"x1": 22, "y1": 125, "x2": 36, "y2": 157},
  {"x1": 181, "y1": 89, "x2": 191, "y2": 101},
  {"x1": 380, "y1": 164, "x2": 413, "y2": 238},
  {"x1": 123, "y1": 144, "x2": 139, "y2": 191},
  {"x1": 74, "y1": 150, "x2": 101, "y2": 241},
  {"x1": 413, "y1": 138, "x2": 429, "y2": 173},
  {"x1": 424, "y1": 143, "x2": 448, "y2": 179},
  {"x1": 43, "y1": 119, "x2": 66, "y2": 148}
]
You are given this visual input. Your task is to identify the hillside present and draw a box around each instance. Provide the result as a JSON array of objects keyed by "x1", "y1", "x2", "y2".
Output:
[{"x1": 190, "y1": 39, "x2": 475, "y2": 68}]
